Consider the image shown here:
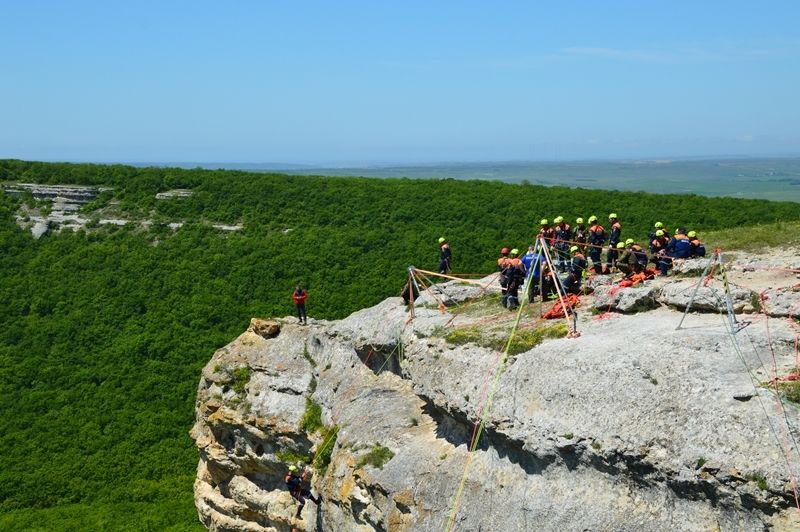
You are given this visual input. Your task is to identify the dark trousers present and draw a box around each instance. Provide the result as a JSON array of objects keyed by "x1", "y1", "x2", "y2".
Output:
[
  {"x1": 292, "y1": 488, "x2": 319, "y2": 516},
  {"x1": 562, "y1": 272, "x2": 582, "y2": 294},
  {"x1": 658, "y1": 257, "x2": 673, "y2": 276},
  {"x1": 295, "y1": 303, "x2": 307, "y2": 323},
  {"x1": 438, "y1": 259, "x2": 451, "y2": 274},
  {"x1": 589, "y1": 247, "x2": 602, "y2": 273},
  {"x1": 605, "y1": 248, "x2": 618, "y2": 271}
]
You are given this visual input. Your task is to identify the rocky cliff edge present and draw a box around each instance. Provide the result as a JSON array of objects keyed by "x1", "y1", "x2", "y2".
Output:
[{"x1": 191, "y1": 250, "x2": 800, "y2": 531}]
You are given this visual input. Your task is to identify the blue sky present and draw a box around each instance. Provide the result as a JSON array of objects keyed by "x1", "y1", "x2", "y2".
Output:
[{"x1": 1, "y1": 1, "x2": 798, "y2": 163}]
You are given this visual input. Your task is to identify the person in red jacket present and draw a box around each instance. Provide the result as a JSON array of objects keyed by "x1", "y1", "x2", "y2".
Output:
[{"x1": 292, "y1": 285, "x2": 308, "y2": 325}]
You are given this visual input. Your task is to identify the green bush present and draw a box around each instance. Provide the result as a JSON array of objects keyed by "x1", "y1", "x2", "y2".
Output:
[
  {"x1": 312, "y1": 426, "x2": 339, "y2": 474},
  {"x1": 356, "y1": 443, "x2": 395, "y2": 470},
  {"x1": 232, "y1": 367, "x2": 252, "y2": 394},
  {"x1": 299, "y1": 399, "x2": 323, "y2": 434}
]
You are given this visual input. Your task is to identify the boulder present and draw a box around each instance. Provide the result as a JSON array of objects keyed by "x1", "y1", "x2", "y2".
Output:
[
  {"x1": 672, "y1": 257, "x2": 713, "y2": 276},
  {"x1": 659, "y1": 280, "x2": 755, "y2": 313},
  {"x1": 593, "y1": 284, "x2": 658, "y2": 313},
  {"x1": 585, "y1": 274, "x2": 613, "y2": 292},
  {"x1": 248, "y1": 318, "x2": 281, "y2": 339},
  {"x1": 415, "y1": 274, "x2": 499, "y2": 307},
  {"x1": 760, "y1": 287, "x2": 800, "y2": 318}
]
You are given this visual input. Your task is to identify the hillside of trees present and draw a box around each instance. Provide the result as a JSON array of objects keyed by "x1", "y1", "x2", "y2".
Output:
[{"x1": 1, "y1": 159, "x2": 799, "y2": 529}]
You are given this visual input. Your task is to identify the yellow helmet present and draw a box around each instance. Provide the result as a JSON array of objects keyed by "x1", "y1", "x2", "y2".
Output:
[
  {"x1": 609, "y1": 213, "x2": 618, "y2": 220},
  {"x1": 688, "y1": 231, "x2": 697, "y2": 238},
  {"x1": 554, "y1": 216, "x2": 564, "y2": 224},
  {"x1": 438, "y1": 237, "x2": 446, "y2": 244},
  {"x1": 656, "y1": 230, "x2": 664, "y2": 237},
  {"x1": 576, "y1": 217, "x2": 584, "y2": 224},
  {"x1": 540, "y1": 219, "x2": 548, "y2": 226},
  {"x1": 616, "y1": 242, "x2": 625, "y2": 249},
  {"x1": 570, "y1": 245, "x2": 579, "y2": 254},
  {"x1": 510, "y1": 248, "x2": 519, "y2": 256},
  {"x1": 654, "y1": 221, "x2": 664, "y2": 228},
  {"x1": 588, "y1": 215, "x2": 598, "y2": 223},
  {"x1": 625, "y1": 238, "x2": 634, "y2": 245}
]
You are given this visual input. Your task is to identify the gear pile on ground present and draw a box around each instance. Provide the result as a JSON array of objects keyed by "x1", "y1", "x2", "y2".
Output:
[{"x1": 191, "y1": 249, "x2": 800, "y2": 531}]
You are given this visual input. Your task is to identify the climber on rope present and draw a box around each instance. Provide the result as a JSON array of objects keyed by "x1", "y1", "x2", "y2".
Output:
[
  {"x1": 285, "y1": 464, "x2": 321, "y2": 518},
  {"x1": 437, "y1": 237, "x2": 452, "y2": 274}
]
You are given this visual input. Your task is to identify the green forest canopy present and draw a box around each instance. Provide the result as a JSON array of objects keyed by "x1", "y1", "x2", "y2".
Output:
[{"x1": 1, "y1": 159, "x2": 799, "y2": 529}]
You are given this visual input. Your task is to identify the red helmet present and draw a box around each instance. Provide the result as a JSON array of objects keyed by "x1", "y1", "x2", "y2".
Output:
[{"x1": 500, "y1": 247, "x2": 510, "y2": 255}]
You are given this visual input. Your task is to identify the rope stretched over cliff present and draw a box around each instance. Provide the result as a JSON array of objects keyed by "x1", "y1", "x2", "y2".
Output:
[{"x1": 444, "y1": 277, "x2": 530, "y2": 532}]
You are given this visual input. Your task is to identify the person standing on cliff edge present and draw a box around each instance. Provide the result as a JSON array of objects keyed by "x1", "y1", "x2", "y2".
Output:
[
  {"x1": 438, "y1": 237, "x2": 452, "y2": 274},
  {"x1": 292, "y1": 285, "x2": 308, "y2": 325}
]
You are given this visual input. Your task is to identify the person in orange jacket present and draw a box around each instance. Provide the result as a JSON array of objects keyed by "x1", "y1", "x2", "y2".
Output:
[{"x1": 292, "y1": 285, "x2": 308, "y2": 325}]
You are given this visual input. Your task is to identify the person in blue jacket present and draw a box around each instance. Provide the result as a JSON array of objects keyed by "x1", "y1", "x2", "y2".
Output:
[
  {"x1": 659, "y1": 228, "x2": 692, "y2": 275},
  {"x1": 521, "y1": 245, "x2": 543, "y2": 302}
]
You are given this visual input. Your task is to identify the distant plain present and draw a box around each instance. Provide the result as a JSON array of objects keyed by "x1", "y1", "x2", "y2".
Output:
[{"x1": 229, "y1": 158, "x2": 800, "y2": 203}]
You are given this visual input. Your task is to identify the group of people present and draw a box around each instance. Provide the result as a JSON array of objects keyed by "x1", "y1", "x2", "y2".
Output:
[{"x1": 492, "y1": 214, "x2": 707, "y2": 308}]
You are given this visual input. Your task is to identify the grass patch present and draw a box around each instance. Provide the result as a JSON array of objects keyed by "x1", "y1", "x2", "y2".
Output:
[
  {"x1": 444, "y1": 322, "x2": 568, "y2": 355},
  {"x1": 302, "y1": 342, "x2": 316, "y2": 367},
  {"x1": 695, "y1": 457, "x2": 707, "y2": 469},
  {"x1": 299, "y1": 399, "x2": 324, "y2": 434},
  {"x1": 312, "y1": 426, "x2": 339, "y2": 474},
  {"x1": 232, "y1": 367, "x2": 252, "y2": 394},
  {"x1": 703, "y1": 221, "x2": 800, "y2": 252},
  {"x1": 356, "y1": 443, "x2": 395, "y2": 470},
  {"x1": 780, "y1": 380, "x2": 800, "y2": 404},
  {"x1": 746, "y1": 472, "x2": 769, "y2": 491},
  {"x1": 444, "y1": 327, "x2": 483, "y2": 346},
  {"x1": 591, "y1": 441, "x2": 602, "y2": 450},
  {"x1": 562, "y1": 433, "x2": 574, "y2": 440}
]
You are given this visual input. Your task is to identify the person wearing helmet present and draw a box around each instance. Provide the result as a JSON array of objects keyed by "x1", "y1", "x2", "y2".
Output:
[
  {"x1": 538, "y1": 219, "x2": 555, "y2": 245},
  {"x1": 573, "y1": 217, "x2": 588, "y2": 253},
  {"x1": 497, "y1": 247, "x2": 512, "y2": 307},
  {"x1": 649, "y1": 221, "x2": 672, "y2": 241},
  {"x1": 604, "y1": 213, "x2": 622, "y2": 273},
  {"x1": 438, "y1": 237, "x2": 452, "y2": 274},
  {"x1": 587, "y1": 216, "x2": 605, "y2": 274},
  {"x1": 615, "y1": 241, "x2": 639, "y2": 275},
  {"x1": 659, "y1": 228, "x2": 692, "y2": 275},
  {"x1": 505, "y1": 248, "x2": 526, "y2": 309},
  {"x1": 562, "y1": 245, "x2": 587, "y2": 294},
  {"x1": 649, "y1": 230, "x2": 669, "y2": 266},
  {"x1": 521, "y1": 244, "x2": 543, "y2": 303},
  {"x1": 285, "y1": 464, "x2": 321, "y2": 518},
  {"x1": 688, "y1": 231, "x2": 706, "y2": 258},
  {"x1": 553, "y1": 216, "x2": 572, "y2": 272}
]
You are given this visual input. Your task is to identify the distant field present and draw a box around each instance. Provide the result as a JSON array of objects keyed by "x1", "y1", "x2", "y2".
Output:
[{"x1": 273, "y1": 158, "x2": 800, "y2": 203}]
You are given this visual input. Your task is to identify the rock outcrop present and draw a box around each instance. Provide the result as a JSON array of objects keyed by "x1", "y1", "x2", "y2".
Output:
[{"x1": 192, "y1": 254, "x2": 800, "y2": 531}]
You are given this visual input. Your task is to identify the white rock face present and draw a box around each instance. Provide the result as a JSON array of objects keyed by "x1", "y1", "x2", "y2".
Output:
[{"x1": 191, "y1": 251, "x2": 800, "y2": 531}]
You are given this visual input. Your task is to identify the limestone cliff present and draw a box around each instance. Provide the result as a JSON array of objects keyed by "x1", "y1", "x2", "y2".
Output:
[{"x1": 191, "y1": 250, "x2": 800, "y2": 531}]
